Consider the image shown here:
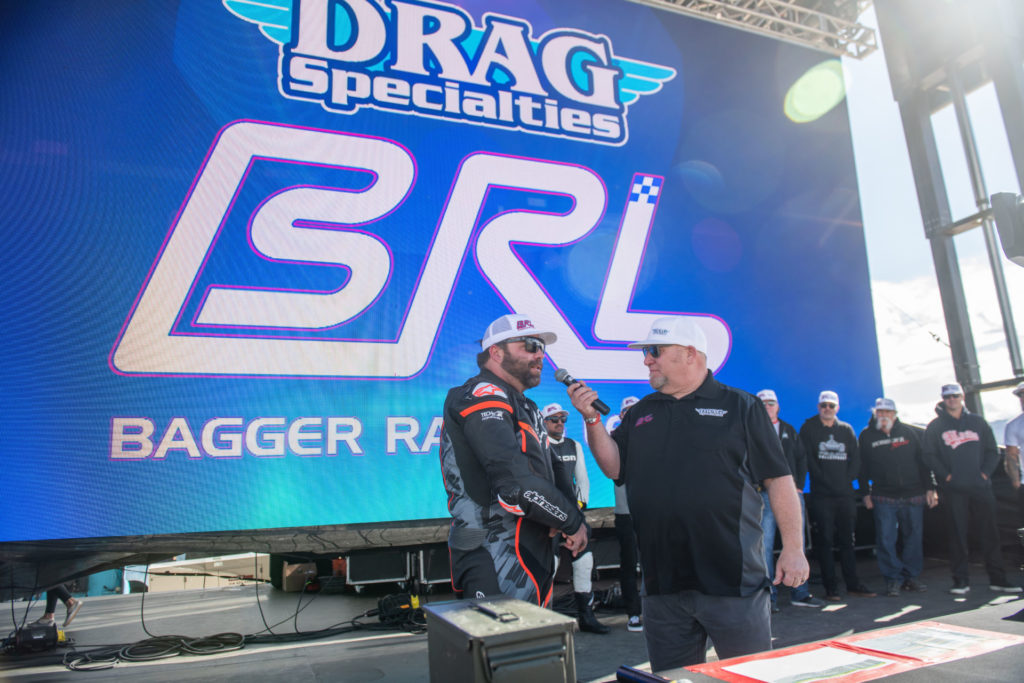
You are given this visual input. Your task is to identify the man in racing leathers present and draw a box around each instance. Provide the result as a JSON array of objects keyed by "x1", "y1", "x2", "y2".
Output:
[{"x1": 440, "y1": 313, "x2": 588, "y2": 605}]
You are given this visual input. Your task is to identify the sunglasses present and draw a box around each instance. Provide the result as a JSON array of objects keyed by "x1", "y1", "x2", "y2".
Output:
[
  {"x1": 819, "y1": 403, "x2": 837, "y2": 409},
  {"x1": 545, "y1": 416, "x2": 566, "y2": 423},
  {"x1": 507, "y1": 336, "x2": 545, "y2": 354},
  {"x1": 641, "y1": 345, "x2": 665, "y2": 358}
]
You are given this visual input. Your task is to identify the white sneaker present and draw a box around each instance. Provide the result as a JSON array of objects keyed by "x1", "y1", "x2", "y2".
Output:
[
  {"x1": 989, "y1": 584, "x2": 1022, "y2": 594},
  {"x1": 626, "y1": 615, "x2": 643, "y2": 632},
  {"x1": 64, "y1": 599, "x2": 83, "y2": 627}
]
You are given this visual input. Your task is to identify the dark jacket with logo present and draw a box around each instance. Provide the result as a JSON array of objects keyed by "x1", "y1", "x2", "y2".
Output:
[
  {"x1": 800, "y1": 416, "x2": 860, "y2": 497},
  {"x1": 858, "y1": 418, "x2": 933, "y2": 498},
  {"x1": 921, "y1": 402, "x2": 999, "y2": 491}
]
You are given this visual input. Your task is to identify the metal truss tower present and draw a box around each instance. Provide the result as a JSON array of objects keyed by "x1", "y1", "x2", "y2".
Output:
[{"x1": 628, "y1": 0, "x2": 877, "y2": 58}]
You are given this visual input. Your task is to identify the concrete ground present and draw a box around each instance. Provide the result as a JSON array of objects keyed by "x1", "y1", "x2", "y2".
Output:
[{"x1": 2, "y1": 554, "x2": 1022, "y2": 682}]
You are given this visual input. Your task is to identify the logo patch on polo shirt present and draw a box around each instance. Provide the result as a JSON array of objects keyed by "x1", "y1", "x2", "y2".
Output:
[
  {"x1": 635, "y1": 414, "x2": 653, "y2": 427},
  {"x1": 695, "y1": 408, "x2": 727, "y2": 417},
  {"x1": 472, "y1": 382, "x2": 507, "y2": 398}
]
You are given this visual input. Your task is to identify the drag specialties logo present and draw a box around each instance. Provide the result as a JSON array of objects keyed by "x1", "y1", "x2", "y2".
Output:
[{"x1": 225, "y1": 0, "x2": 676, "y2": 145}]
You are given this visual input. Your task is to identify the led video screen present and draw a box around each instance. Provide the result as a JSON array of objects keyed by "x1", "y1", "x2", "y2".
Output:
[{"x1": 0, "y1": 0, "x2": 881, "y2": 541}]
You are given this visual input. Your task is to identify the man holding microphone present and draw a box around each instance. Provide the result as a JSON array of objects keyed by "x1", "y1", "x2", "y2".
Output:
[{"x1": 563, "y1": 316, "x2": 807, "y2": 672}]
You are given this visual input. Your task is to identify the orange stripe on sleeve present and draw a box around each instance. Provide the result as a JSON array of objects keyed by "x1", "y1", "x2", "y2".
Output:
[{"x1": 460, "y1": 400, "x2": 513, "y2": 417}]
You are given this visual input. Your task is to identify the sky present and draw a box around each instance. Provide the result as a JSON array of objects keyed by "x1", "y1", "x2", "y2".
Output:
[{"x1": 840, "y1": 5, "x2": 1024, "y2": 435}]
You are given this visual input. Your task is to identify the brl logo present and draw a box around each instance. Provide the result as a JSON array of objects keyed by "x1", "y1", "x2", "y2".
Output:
[{"x1": 110, "y1": 121, "x2": 732, "y2": 379}]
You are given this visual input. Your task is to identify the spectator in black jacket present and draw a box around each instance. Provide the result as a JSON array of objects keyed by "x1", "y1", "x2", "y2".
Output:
[
  {"x1": 800, "y1": 390, "x2": 876, "y2": 601},
  {"x1": 757, "y1": 389, "x2": 823, "y2": 611},
  {"x1": 921, "y1": 383, "x2": 1021, "y2": 595},
  {"x1": 858, "y1": 398, "x2": 937, "y2": 597}
]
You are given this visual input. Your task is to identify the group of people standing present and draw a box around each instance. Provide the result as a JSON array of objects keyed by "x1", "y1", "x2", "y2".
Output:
[
  {"x1": 440, "y1": 312, "x2": 1022, "y2": 676},
  {"x1": 758, "y1": 383, "x2": 1021, "y2": 615}
]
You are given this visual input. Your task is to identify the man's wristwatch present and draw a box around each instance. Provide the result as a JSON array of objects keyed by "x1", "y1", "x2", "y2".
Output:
[{"x1": 584, "y1": 415, "x2": 601, "y2": 425}]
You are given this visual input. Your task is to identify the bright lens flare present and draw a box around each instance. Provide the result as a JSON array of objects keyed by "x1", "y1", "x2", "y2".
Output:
[{"x1": 784, "y1": 59, "x2": 846, "y2": 123}]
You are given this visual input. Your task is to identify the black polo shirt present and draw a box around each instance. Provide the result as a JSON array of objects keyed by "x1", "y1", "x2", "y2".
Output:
[{"x1": 612, "y1": 371, "x2": 790, "y2": 597}]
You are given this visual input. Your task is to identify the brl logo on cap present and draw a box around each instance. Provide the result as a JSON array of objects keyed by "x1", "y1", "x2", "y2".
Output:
[{"x1": 517, "y1": 320, "x2": 536, "y2": 331}]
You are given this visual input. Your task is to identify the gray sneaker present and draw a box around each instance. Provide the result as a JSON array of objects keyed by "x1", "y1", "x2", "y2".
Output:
[
  {"x1": 901, "y1": 578, "x2": 927, "y2": 592},
  {"x1": 626, "y1": 615, "x2": 643, "y2": 632},
  {"x1": 989, "y1": 584, "x2": 1022, "y2": 594},
  {"x1": 790, "y1": 595, "x2": 825, "y2": 608},
  {"x1": 885, "y1": 580, "x2": 900, "y2": 597}
]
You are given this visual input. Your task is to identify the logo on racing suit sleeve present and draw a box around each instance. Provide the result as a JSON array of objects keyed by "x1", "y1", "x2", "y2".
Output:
[{"x1": 473, "y1": 382, "x2": 508, "y2": 398}]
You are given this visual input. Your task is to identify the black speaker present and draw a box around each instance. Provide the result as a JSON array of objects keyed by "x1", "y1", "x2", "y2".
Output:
[
  {"x1": 346, "y1": 549, "x2": 411, "y2": 585},
  {"x1": 991, "y1": 193, "x2": 1024, "y2": 266},
  {"x1": 418, "y1": 544, "x2": 453, "y2": 585}
]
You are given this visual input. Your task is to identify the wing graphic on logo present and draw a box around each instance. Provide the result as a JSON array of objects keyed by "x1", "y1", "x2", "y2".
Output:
[
  {"x1": 613, "y1": 57, "x2": 677, "y2": 106},
  {"x1": 223, "y1": 0, "x2": 292, "y2": 44}
]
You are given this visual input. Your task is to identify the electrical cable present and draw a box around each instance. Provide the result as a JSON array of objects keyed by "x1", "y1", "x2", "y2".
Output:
[{"x1": 54, "y1": 562, "x2": 428, "y2": 672}]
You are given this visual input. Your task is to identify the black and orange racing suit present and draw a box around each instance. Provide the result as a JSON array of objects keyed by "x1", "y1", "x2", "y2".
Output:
[{"x1": 440, "y1": 368, "x2": 585, "y2": 605}]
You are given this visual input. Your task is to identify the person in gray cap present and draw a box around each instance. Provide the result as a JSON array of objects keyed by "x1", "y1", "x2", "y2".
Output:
[
  {"x1": 922, "y1": 382, "x2": 1021, "y2": 594},
  {"x1": 800, "y1": 390, "x2": 876, "y2": 600},
  {"x1": 858, "y1": 397, "x2": 937, "y2": 597},
  {"x1": 756, "y1": 389, "x2": 821, "y2": 611},
  {"x1": 439, "y1": 314, "x2": 588, "y2": 605},
  {"x1": 563, "y1": 316, "x2": 806, "y2": 672},
  {"x1": 542, "y1": 401, "x2": 609, "y2": 634}
]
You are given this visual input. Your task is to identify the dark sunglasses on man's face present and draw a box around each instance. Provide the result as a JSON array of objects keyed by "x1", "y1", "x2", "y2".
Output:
[
  {"x1": 641, "y1": 345, "x2": 665, "y2": 358},
  {"x1": 507, "y1": 336, "x2": 545, "y2": 354},
  {"x1": 545, "y1": 416, "x2": 566, "y2": 424},
  {"x1": 819, "y1": 403, "x2": 837, "y2": 409}
]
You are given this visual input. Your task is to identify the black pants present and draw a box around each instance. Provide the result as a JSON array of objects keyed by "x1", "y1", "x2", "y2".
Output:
[
  {"x1": 615, "y1": 513, "x2": 642, "y2": 617},
  {"x1": 943, "y1": 486, "x2": 1010, "y2": 585},
  {"x1": 45, "y1": 585, "x2": 71, "y2": 613},
  {"x1": 809, "y1": 495, "x2": 859, "y2": 594}
]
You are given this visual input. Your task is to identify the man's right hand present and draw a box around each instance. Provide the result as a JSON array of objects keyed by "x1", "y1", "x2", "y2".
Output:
[
  {"x1": 562, "y1": 524, "x2": 588, "y2": 557},
  {"x1": 862, "y1": 494, "x2": 873, "y2": 510},
  {"x1": 566, "y1": 381, "x2": 601, "y2": 422}
]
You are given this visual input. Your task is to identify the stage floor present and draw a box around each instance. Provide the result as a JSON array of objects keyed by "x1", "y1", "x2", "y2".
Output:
[{"x1": 2, "y1": 555, "x2": 1022, "y2": 682}]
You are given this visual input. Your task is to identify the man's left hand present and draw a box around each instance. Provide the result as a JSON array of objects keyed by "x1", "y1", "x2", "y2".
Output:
[
  {"x1": 562, "y1": 525, "x2": 588, "y2": 557},
  {"x1": 774, "y1": 547, "x2": 810, "y2": 588}
]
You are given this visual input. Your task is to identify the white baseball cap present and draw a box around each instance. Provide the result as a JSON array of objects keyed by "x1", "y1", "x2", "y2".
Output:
[
  {"x1": 941, "y1": 382, "x2": 964, "y2": 397},
  {"x1": 620, "y1": 396, "x2": 639, "y2": 411},
  {"x1": 479, "y1": 314, "x2": 557, "y2": 351},
  {"x1": 874, "y1": 397, "x2": 896, "y2": 411},
  {"x1": 542, "y1": 403, "x2": 568, "y2": 419},
  {"x1": 627, "y1": 316, "x2": 708, "y2": 355},
  {"x1": 1012, "y1": 381, "x2": 1024, "y2": 397},
  {"x1": 757, "y1": 389, "x2": 778, "y2": 403},
  {"x1": 818, "y1": 390, "x2": 839, "y2": 406}
]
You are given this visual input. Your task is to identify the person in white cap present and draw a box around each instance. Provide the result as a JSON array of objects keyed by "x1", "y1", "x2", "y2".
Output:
[
  {"x1": 609, "y1": 396, "x2": 643, "y2": 632},
  {"x1": 756, "y1": 389, "x2": 822, "y2": 611},
  {"x1": 858, "y1": 398, "x2": 937, "y2": 597},
  {"x1": 563, "y1": 316, "x2": 807, "y2": 672},
  {"x1": 922, "y1": 382, "x2": 1021, "y2": 594},
  {"x1": 799, "y1": 390, "x2": 876, "y2": 600},
  {"x1": 542, "y1": 402, "x2": 609, "y2": 634},
  {"x1": 439, "y1": 314, "x2": 588, "y2": 605}
]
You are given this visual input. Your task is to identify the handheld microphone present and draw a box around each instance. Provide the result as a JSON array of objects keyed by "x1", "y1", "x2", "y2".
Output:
[{"x1": 554, "y1": 369, "x2": 610, "y2": 415}]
